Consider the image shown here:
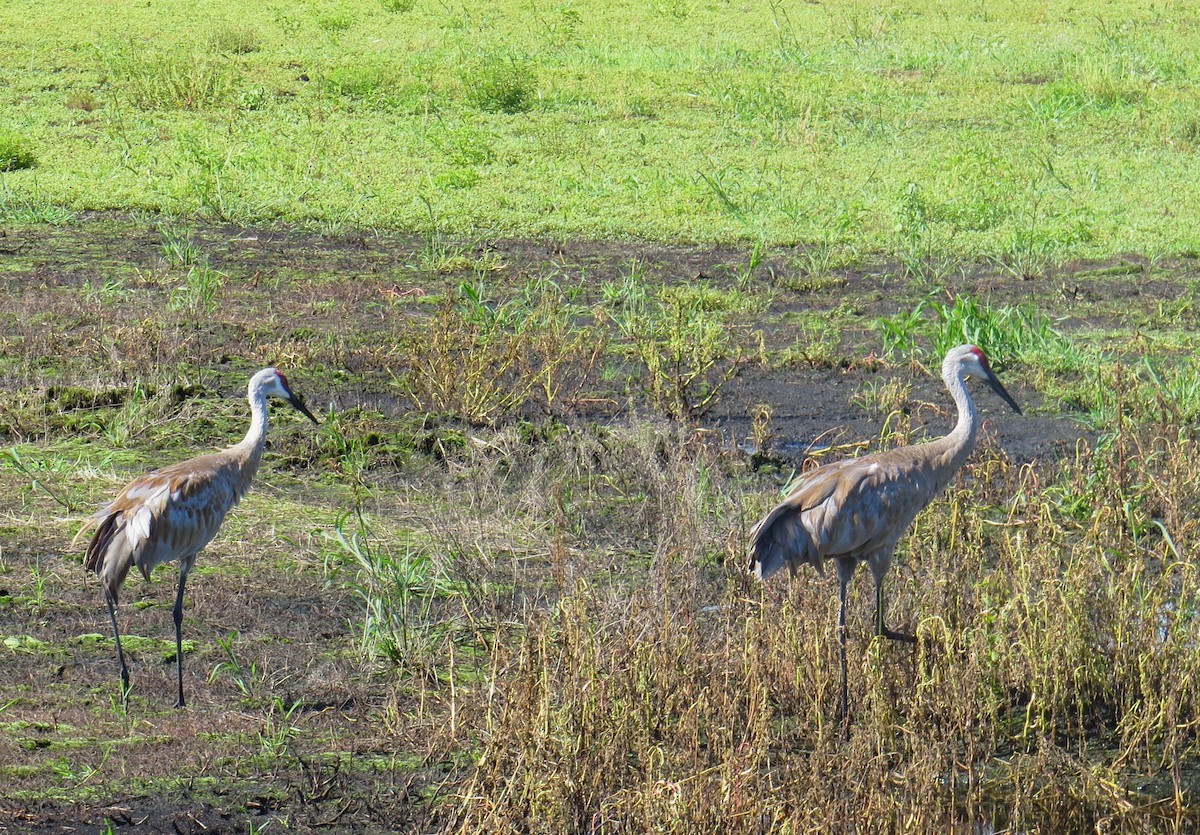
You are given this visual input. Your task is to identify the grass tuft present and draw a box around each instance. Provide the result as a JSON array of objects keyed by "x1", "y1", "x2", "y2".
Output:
[
  {"x1": 99, "y1": 44, "x2": 237, "y2": 111},
  {"x1": 396, "y1": 277, "x2": 603, "y2": 424},
  {"x1": 208, "y1": 23, "x2": 261, "y2": 55},
  {"x1": 461, "y1": 52, "x2": 536, "y2": 114},
  {"x1": 0, "y1": 130, "x2": 37, "y2": 172},
  {"x1": 878, "y1": 292, "x2": 1072, "y2": 368}
]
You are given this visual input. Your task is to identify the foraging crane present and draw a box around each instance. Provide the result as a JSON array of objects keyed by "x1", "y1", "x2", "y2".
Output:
[
  {"x1": 77, "y1": 368, "x2": 320, "y2": 708},
  {"x1": 748, "y1": 345, "x2": 1021, "y2": 722}
]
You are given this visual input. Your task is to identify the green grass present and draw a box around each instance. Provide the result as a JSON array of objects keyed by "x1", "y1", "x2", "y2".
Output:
[
  {"x1": 877, "y1": 292, "x2": 1076, "y2": 368},
  {"x1": 0, "y1": 129, "x2": 37, "y2": 172},
  {"x1": 3, "y1": 0, "x2": 1200, "y2": 257}
]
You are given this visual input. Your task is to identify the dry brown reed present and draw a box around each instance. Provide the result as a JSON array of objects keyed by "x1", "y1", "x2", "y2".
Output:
[{"x1": 436, "y1": 410, "x2": 1200, "y2": 833}]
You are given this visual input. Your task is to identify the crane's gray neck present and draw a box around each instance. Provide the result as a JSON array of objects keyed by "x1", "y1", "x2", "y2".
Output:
[
  {"x1": 935, "y1": 357, "x2": 979, "y2": 471},
  {"x1": 234, "y1": 383, "x2": 270, "y2": 462}
]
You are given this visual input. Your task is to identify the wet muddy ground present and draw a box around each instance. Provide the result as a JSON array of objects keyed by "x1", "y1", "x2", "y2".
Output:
[{"x1": 0, "y1": 215, "x2": 1195, "y2": 831}]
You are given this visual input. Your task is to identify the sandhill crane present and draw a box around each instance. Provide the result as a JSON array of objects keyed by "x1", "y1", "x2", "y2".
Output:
[
  {"x1": 77, "y1": 368, "x2": 320, "y2": 708},
  {"x1": 748, "y1": 344, "x2": 1021, "y2": 723}
]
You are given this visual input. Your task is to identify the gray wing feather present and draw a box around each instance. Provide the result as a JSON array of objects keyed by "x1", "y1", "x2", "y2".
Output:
[
  {"x1": 82, "y1": 456, "x2": 247, "y2": 597},
  {"x1": 749, "y1": 451, "x2": 932, "y2": 580}
]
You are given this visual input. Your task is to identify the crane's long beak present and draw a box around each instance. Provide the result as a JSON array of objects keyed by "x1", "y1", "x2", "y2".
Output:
[
  {"x1": 289, "y1": 394, "x2": 321, "y2": 425},
  {"x1": 985, "y1": 372, "x2": 1022, "y2": 414}
]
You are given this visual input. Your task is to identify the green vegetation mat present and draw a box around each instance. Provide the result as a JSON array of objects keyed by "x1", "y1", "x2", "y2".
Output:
[{"x1": 3, "y1": 0, "x2": 1200, "y2": 261}]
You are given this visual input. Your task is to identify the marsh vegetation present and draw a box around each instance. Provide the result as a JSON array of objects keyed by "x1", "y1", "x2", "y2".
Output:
[{"x1": 0, "y1": 219, "x2": 1196, "y2": 832}]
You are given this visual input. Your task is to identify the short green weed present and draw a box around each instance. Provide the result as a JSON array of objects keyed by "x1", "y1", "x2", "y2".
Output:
[
  {"x1": 159, "y1": 222, "x2": 200, "y2": 267},
  {"x1": 207, "y1": 23, "x2": 261, "y2": 55},
  {"x1": 99, "y1": 44, "x2": 237, "y2": 111},
  {"x1": 0, "y1": 130, "x2": 36, "y2": 172},
  {"x1": 461, "y1": 51, "x2": 536, "y2": 114},
  {"x1": 605, "y1": 268, "x2": 762, "y2": 419},
  {"x1": 209, "y1": 630, "x2": 264, "y2": 701},
  {"x1": 258, "y1": 696, "x2": 303, "y2": 760},
  {"x1": 167, "y1": 259, "x2": 224, "y2": 315},
  {"x1": 878, "y1": 292, "x2": 1071, "y2": 367},
  {"x1": 327, "y1": 512, "x2": 452, "y2": 669}
]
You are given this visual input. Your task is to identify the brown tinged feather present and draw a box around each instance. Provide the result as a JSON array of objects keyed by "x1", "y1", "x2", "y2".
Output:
[{"x1": 83, "y1": 511, "x2": 127, "y2": 596}]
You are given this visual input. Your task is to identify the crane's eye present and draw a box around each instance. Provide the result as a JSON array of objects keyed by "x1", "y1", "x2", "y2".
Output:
[{"x1": 276, "y1": 371, "x2": 290, "y2": 389}]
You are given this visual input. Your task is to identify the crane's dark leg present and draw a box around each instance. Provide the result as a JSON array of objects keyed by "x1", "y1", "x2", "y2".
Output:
[
  {"x1": 172, "y1": 566, "x2": 189, "y2": 708},
  {"x1": 104, "y1": 591, "x2": 130, "y2": 707},
  {"x1": 837, "y1": 572, "x2": 849, "y2": 729},
  {"x1": 874, "y1": 573, "x2": 915, "y2": 644}
]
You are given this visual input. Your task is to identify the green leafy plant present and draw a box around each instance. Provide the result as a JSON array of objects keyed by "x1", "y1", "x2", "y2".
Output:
[
  {"x1": 159, "y1": 222, "x2": 200, "y2": 267},
  {"x1": 208, "y1": 631, "x2": 263, "y2": 700},
  {"x1": 894, "y1": 181, "x2": 959, "y2": 283},
  {"x1": 1139, "y1": 356, "x2": 1200, "y2": 424},
  {"x1": 0, "y1": 130, "x2": 36, "y2": 172},
  {"x1": 1, "y1": 447, "x2": 79, "y2": 511},
  {"x1": 208, "y1": 23, "x2": 261, "y2": 54},
  {"x1": 605, "y1": 268, "x2": 760, "y2": 420},
  {"x1": 172, "y1": 130, "x2": 234, "y2": 217},
  {"x1": 82, "y1": 275, "x2": 132, "y2": 306},
  {"x1": 168, "y1": 259, "x2": 223, "y2": 314},
  {"x1": 327, "y1": 512, "x2": 452, "y2": 669},
  {"x1": 878, "y1": 292, "x2": 1071, "y2": 367},
  {"x1": 0, "y1": 181, "x2": 74, "y2": 223},
  {"x1": 99, "y1": 44, "x2": 237, "y2": 110},
  {"x1": 258, "y1": 696, "x2": 303, "y2": 760}
]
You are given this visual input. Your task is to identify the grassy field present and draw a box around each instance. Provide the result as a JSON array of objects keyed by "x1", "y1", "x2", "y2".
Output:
[
  {"x1": 5, "y1": 1, "x2": 1200, "y2": 832},
  {"x1": 3, "y1": 0, "x2": 1200, "y2": 263}
]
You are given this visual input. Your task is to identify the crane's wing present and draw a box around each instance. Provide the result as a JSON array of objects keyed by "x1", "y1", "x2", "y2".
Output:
[
  {"x1": 748, "y1": 452, "x2": 922, "y2": 581},
  {"x1": 81, "y1": 456, "x2": 243, "y2": 601}
]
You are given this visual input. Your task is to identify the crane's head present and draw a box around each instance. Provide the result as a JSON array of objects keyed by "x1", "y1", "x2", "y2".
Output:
[
  {"x1": 948, "y1": 345, "x2": 1022, "y2": 414},
  {"x1": 253, "y1": 367, "x2": 321, "y2": 425}
]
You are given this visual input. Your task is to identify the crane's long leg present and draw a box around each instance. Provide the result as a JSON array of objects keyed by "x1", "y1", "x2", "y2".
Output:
[
  {"x1": 874, "y1": 573, "x2": 915, "y2": 644},
  {"x1": 104, "y1": 591, "x2": 130, "y2": 706},
  {"x1": 837, "y1": 572, "x2": 849, "y2": 727},
  {"x1": 172, "y1": 566, "x2": 189, "y2": 709}
]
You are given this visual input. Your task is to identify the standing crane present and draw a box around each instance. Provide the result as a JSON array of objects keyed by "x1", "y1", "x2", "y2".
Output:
[
  {"x1": 77, "y1": 368, "x2": 320, "y2": 708},
  {"x1": 747, "y1": 345, "x2": 1021, "y2": 723}
]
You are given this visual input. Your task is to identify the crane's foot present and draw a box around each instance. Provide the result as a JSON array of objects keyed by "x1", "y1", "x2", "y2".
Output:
[
  {"x1": 174, "y1": 696, "x2": 187, "y2": 709},
  {"x1": 878, "y1": 625, "x2": 916, "y2": 644},
  {"x1": 118, "y1": 668, "x2": 131, "y2": 711}
]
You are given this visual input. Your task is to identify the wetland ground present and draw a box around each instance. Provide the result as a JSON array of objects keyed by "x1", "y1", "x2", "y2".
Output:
[{"x1": 1, "y1": 216, "x2": 1199, "y2": 832}]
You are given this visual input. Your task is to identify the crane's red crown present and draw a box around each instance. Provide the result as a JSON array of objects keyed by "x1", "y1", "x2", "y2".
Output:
[{"x1": 275, "y1": 370, "x2": 290, "y2": 390}]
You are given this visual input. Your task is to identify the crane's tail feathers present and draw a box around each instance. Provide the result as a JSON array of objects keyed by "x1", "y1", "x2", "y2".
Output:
[
  {"x1": 70, "y1": 505, "x2": 110, "y2": 550},
  {"x1": 748, "y1": 504, "x2": 822, "y2": 582},
  {"x1": 81, "y1": 510, "x2": 134, "y2": 603}
]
